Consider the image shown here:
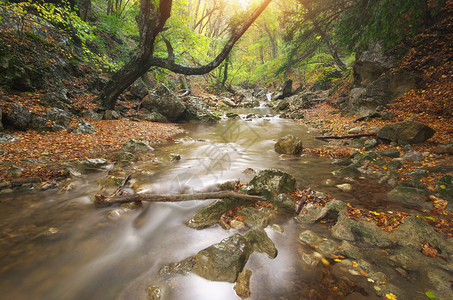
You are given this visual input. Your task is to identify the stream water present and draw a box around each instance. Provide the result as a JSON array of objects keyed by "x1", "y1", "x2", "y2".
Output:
[{"x1": 0, "y1": 106, "x2": 406, "y2": 299}]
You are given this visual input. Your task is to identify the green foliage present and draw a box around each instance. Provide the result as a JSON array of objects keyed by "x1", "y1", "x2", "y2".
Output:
[{"x1": 335, "y1": 0, "x2": 447, "y2": 50}]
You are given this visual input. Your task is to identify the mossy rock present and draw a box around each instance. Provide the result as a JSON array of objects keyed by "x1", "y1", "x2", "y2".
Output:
[{"x1": 247, "y1": 169, "x2": 296, "y2": 200}]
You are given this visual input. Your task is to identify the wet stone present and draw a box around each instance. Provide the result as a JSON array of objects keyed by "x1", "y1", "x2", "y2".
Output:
[
  {"x1": 246, "y1": 169, "x2": 296, "y2": 200},
  {"x1": 234, "y1": 268, "x2": 252, "y2": 299},
  {"x1": 274, "y1": 135, "x2": 303, "y2": 155},
  {"x1": 299, "y1": 230, "x2": 322, "y2": 245},
  {"x1": 121, "y1": 138, "x2": 154, "y2": 153},
  {"x1": 245, "y1": 227, "x2": 277, "y2": 258},
  {"x1": 237, "y1": 207, "x2": 273, "y2": 228},
  {"x1": 191, "y1": 234, "x2": 252, "y2": 283},
  {"x1": 379, "y1": 149, "x2": 400, "y2": 158}
]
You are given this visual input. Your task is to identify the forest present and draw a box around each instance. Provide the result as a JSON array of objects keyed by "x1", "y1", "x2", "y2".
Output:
[{"x1": 0, "y1": 0, "x2": 452, "y2": 299}]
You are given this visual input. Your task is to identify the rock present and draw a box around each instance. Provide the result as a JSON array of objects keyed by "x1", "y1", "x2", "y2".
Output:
[
  {"x1": 387, "y1": 186, "x2": 430, "y2": 208},
  {"x1": 347, "y1": 126, "x2": 362, "y2": 134},
  {"x1": 299, "y1": 230, "x2": 322, "y2": 245},
  {"x1": 297, "y1": 200, "x2": 347, "y2": 224},
  {"x1": 427, "y1": 269, "x2": 453, "y2": 299},
  {"x1": 246, "y1": 169, "x2": 296, "y2": 200},
  {"x1": 121, "y1": 139, "x2": 154, "y2": 153},
  {"x1": 190, "y1": 234, "x2": 252, "y2": 283},
  {"x1": 437, "y1": 174, "x2": 453, "y2": 201},
  {"x1": 0, "y1": 133, "x2": 20, "y2": 143},
  {"x1": 46, "y1": 108, "x2": 72, "y2": 131},
  {"x1": 353, "y1": 44, "x2": 398, "y2": 87},
  {"x1": 401, "y1": 151, "x2": 423, "y2": 162},
  {"x1": 103, "y1": 110, "x2": 120, "y2": 120},
  {"x1": 271, "y1": 224, "x2": 284, "y2": 233},
  {"x1": 318, "y1": 239, "x2": 339, "y2": 256},
  {"x1": 348, "y1": 71, "x2": 417, "y2": 116},
  {"x1": 336, "y1": 183, "x2": 352, "y2": 192},
  {"x1": 78, "y1": 158, "x2": 110, "y2": 172},
  {"x1": 339, "y1": 241, "x2": 362, "y2": 260},
  {"x1": 332, "y1": 165, "x2": 361, "y2": 179},
  {"x1": 170, "y1": 153, "x2": 181, "y2": 162},
  {"x1": 281, "y1": 79, "x2": 293, "y2": 98},
  {"x1": 274, "y1": 135, "x2": 303, "y2": 155},
  {"x1": 40, "y1": 89, "x2": 70, "y2": 109},
  {"x1": 234, "y1": 269, "x2": 252, "y2": 299},
  {"x1": 3, "y1": 103, "x2": 31, "y2": 131},
  {"x1": 117, "y1": 152, "x2": 136, "y2": 162},
  {"x1": 130, "y1": 78, "x2": 149, "y2": 99},
  {"x1": 74, "y1": 119, "x2": 96, "y2": 134},
  {"x1": 83, "y1": 110, "x2": 103, "y2": 121},
  {"x1": 379, "y1": 149, "x2": 400, "y2": 158},
  {"x1": 363, "y1": 139, "x2": 378, "y2": 150},
  {"x1": 244, "y1": 227, "x2": 277, "y2": 258},
  {"x1": 275, "y1": 99, "x2": 290, "y2": 111},
  {"x1": 186, "y1": 198, "x2": 250, "y2": 229},
  {"x1": 433, "y1": 144, "x2": 453, "y2": 155},
  {"x1": 237, "y1": 207, "x2": 273, "y2": 228},
  {"x1": 182, "y1": 97, "x2": 220, "y2": 123},
  {"x1": 377, "y1": 119, "x2": 435, "y2": 145},
  {"x1": 226, "y1": 112, "x2": 240, "y2": 119},
  {"x1": 394, "y1": 216, "x2": 446, "y2": 249},
  {"x1": 274, "y1": 193, "x2": 295, "y2": 209},
  {"x1": 142, "y1": 85, "x2": 186, "y2": 121},
  {"x1": 387, "y1": 159, "x2": 403, "y2": 170}
]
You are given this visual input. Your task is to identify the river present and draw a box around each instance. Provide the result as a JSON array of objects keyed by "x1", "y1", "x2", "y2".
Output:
[{"x1": 0, "y1": 105, "x2": 395, "y2": 299}]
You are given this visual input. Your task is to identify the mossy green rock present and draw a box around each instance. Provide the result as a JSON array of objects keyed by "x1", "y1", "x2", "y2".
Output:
[
  {"x1": 192, "y1": 234, "x2": 252, "y2": 283},
  {"x1": 247, "y1": 169, "x2": 296, "y2": 200},
  {"x1": 387, "y1": 186, "x2": 430, "y2": 208},
  {"x1": 437, "y1": 174, "x2": 453, "y2": 201},
  {"x1": 244, "y1": 227, "x2": 278, "y2": 258},
  {"x1": 274, "y1": 134, "x2": 303, "y2": 155},
  {"x1": 332, "y1": 165, "x2": 361, "y2": 179},
  {"x1": 237, "y1": 207, "x2": 273, "y2": 228},
  {"x1": 121, "y1": 139, "x2": 154, "y2": 153},
  {"x1": 186, "y1": 198, "x2": 249, "y2": 229}
]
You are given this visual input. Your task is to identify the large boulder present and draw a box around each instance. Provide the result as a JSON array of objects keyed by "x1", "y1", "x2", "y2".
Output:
[
  {"x1": 40, "y1": 89, "x2": 70, "y2": 109},
  {"x1": 348, "y1": 72, "x2": 417, "y2": 116},
  {"x1": 160, "y1": 234, "x2": 252, "y2": 283},
  {"x1": 129, "y1": 78, "x2": 149, "y2": 99},
  {"x1": 353, "y1": 44, "x2": 398, "y2": 87},
  {"x1": 142, "y1": 84, "x2": 186, "y2": 121},
  {"x1": 3, "y1": 103, "x2": 31, "y2": 131},
  {"x1": 246, "y1": 169, "x2": 296, "y2": 200},
  {"x1": 377, "y1": 118, "x2": 435, "y2": 145},
  {"x1": 274, "y1": 135, "x2": 303, "y2": 155},
  {"x1": 182, "y1": 97, "x2": 220, "y2": 123}
]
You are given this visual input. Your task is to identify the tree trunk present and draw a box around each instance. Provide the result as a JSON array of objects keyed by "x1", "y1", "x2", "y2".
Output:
[{"x1": 99, "y1": 0, "x2": 272, "y2": 110}]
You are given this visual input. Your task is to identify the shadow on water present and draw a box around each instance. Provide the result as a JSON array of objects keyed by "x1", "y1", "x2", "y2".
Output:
[{"x1": 0, "y1": 105, "x2": 388, "y2": 299}]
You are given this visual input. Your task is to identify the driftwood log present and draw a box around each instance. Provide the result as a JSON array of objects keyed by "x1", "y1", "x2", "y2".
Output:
[
  {"x1": 315, "y1": 133, "x2": 376, "y2": 140},
  {"x1": 94, "y1": 176, "x2": 266, "y2": 207},
  {"x1": 94, "y1": 191, "x2": 267, "y2": 208}
]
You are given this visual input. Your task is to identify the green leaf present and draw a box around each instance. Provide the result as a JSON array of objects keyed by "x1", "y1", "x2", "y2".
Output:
[{"x1": 425, "y1": 291, "x2": 437, "y2": 299}]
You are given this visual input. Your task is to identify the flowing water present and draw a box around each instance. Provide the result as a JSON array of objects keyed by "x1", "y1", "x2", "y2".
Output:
[{"x1": 0, "y1": 106, "x2": 403, "y2": 299}]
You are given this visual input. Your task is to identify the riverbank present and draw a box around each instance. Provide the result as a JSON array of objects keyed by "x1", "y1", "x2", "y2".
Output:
[{"x1": 0, "y1": 119, "x2": 183, "y2": 183}]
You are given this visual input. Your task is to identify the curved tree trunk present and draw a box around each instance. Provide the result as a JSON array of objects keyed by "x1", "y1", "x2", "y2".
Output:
[{"x1": 98, "y1": 0, "x2": 272, "y2": 110}]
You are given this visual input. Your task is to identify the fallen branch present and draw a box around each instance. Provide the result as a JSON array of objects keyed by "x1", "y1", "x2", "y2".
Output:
[
  {"x1": 315, "y1": 133, "x2": 376, "y2": 140},
  {"x1": 94, "y1": 191, "x2": 266, "y2": 208}
]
